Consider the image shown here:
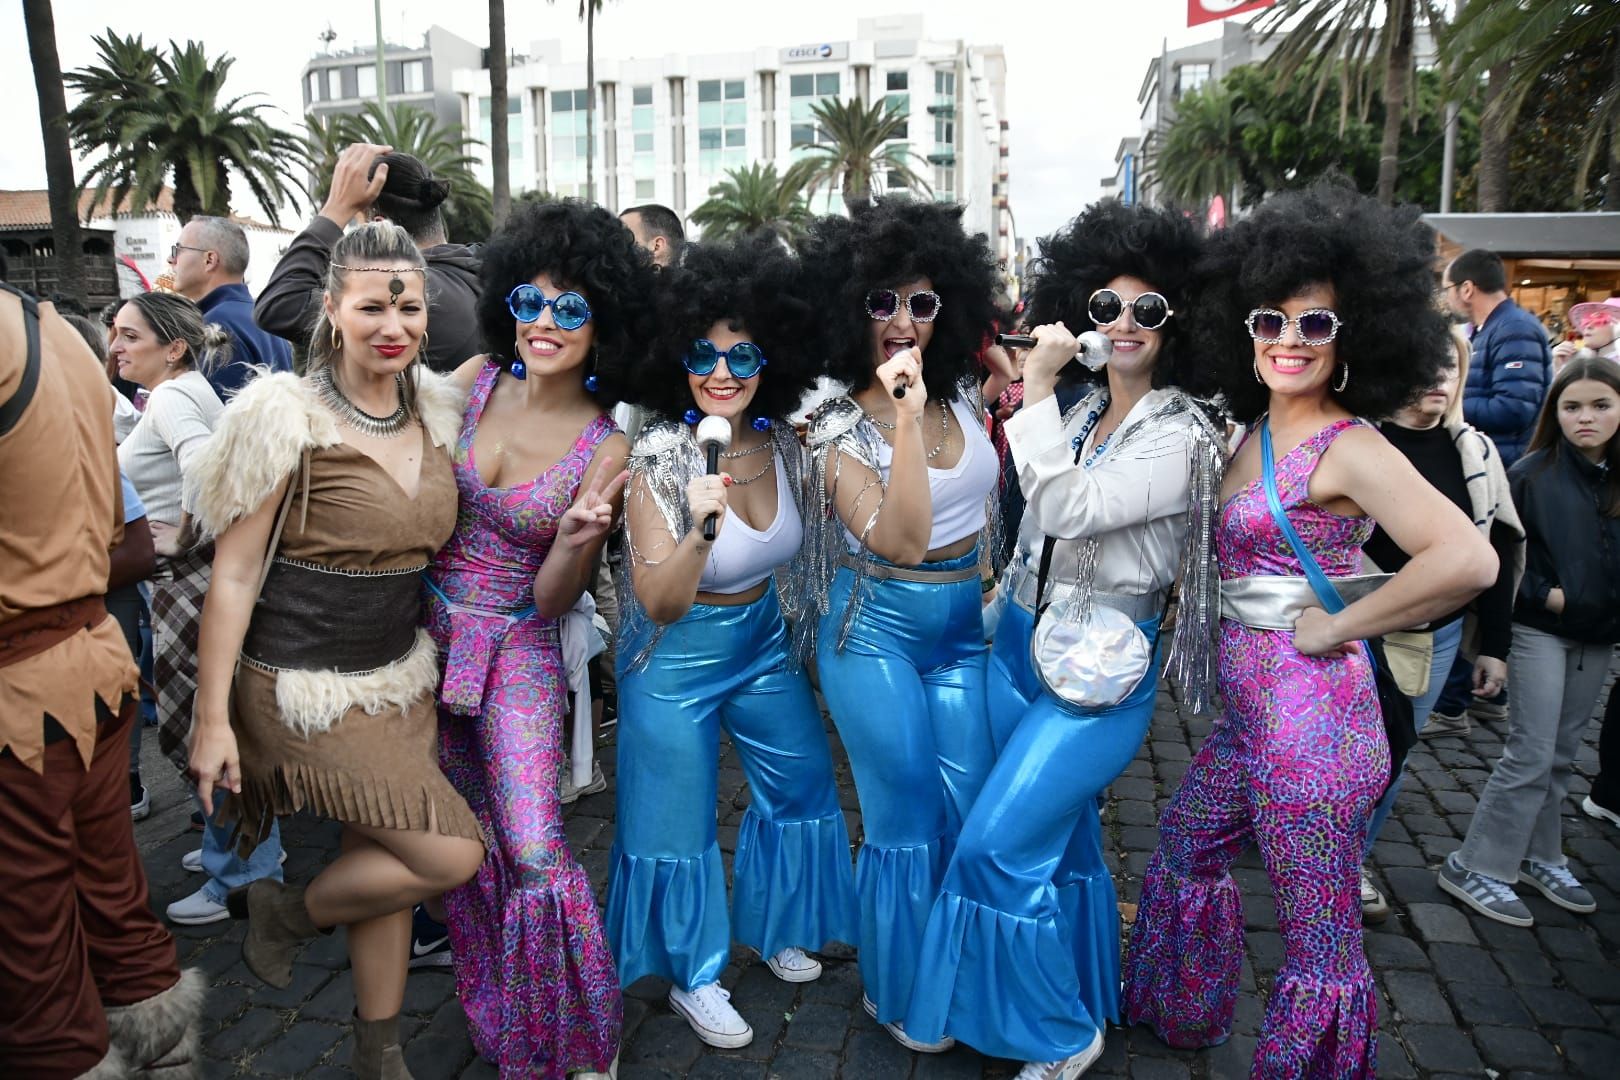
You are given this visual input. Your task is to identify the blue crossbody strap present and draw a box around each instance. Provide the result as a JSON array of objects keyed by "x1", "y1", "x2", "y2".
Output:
[{"x1": 1259, "y1": 418, "x2": 1381, "y2": 673}]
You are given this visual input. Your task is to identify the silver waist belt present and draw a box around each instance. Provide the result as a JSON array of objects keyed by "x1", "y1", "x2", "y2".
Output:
[
  {"x1": 1219, "y1": 573, "x2": 1391, "y2": 630},
  {"x1": 1007, "y1": 564, "x2": 1165, "y2": 623}
]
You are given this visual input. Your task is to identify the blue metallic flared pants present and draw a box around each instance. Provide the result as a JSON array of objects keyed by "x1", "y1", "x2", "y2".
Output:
[
  {"x1": 906, "y1": 601, "x2": 1160, "y2": 1060},
  {"x1": 606, "y1": 583, "x2": 857, "y2": 992},
  {"x1": 815, "y1": 549, "x2": 995, "y2": 1023}
]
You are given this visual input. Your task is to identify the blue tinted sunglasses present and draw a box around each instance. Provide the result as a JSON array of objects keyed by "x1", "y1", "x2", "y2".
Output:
[
  {"x1": 506, "y1": 284, "x2": 592, "y2": 330},
  {"x1": 683, "y1": 339, "x2": 767, "y2": 379}
]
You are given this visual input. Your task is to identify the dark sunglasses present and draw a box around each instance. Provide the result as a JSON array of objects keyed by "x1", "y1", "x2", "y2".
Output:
[
  {"x1": 683, "y1": 339, "x2": 767, "y2": 379},
  {"x1": 1087, "y1": 288, "x2": 1172, "y2": 331},
  {"x1": 506, "y1": 284, "x2": 592, "y2": 330},
  {"x1": 169, "y1": 243, "x2": 209, "y2": 261},
  {"x1": 865, "y1": 289, "x2": 943, "y2": 323},
  {"x1": 1246, "y1": 307, "x2": 1344, "y2": 346}
]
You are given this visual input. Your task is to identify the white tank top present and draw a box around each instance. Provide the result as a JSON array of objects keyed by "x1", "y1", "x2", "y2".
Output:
[
  {"x1": 699, "y1": 454, "x2": 804, "y2": 594},
  {"x1": 845, "y1": 396, "x2": 998, "y2": 552}
]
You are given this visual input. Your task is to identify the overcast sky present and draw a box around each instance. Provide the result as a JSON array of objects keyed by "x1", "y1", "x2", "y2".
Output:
[{"x1": 4, "y1": 0, "x2": 1237, "y2": 244}]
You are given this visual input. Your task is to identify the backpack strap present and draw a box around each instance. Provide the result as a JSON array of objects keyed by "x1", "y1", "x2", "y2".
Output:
[{"x1": 0, "y1": 284, "x2": 43, "y2": 437}]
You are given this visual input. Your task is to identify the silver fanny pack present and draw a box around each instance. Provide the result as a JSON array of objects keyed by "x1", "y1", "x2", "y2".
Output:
[{"x1": 1219, "y1": 573, "x2": 1391, "y2": 630}]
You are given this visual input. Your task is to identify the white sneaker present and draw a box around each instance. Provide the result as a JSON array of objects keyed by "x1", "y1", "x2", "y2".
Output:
[
  {"x1": 165, "y1": 885, "x2": 230, "y2": 925},
  {"x1": 862, "y1": 994, "x2": 955, "y2": 1053},
  {"x1": 766, "y1": 946, "x2": 823, "y2": 983},
  {"x1": 1583, "y1": 795, "x2": 1620, "y2": 828},
  {"x1": 560, "y1": 762, "x2": 608, "y2": 805},
  {"x1": 669, "y1": 983, "x2": 752, "y2": 1049},
  {"x1": 1013, "y1": 1028, "x2": 1106, "y2": 1079},
  {"x1": 182, "y1": 849, "x2": 204, "y2": 873},
  {"x1": 1360, "y1": 866, "x2": 1390, "y2": 923},
  {"x1": 569, "y1": 1053, "x2": 618, "y2": 1079}
]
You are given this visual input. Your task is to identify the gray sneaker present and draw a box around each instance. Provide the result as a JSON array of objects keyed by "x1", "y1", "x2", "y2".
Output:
[
  {"x1": 1422, "y1": 710, "x2": 1471, "y2": 738},
  {"x1": 1438, "y1": 852, "x2": 1533, "y2": 927},
  {"x1": 1468, "y1": 699, "x2": 1508, "y2": 723},
  {"x1": 1519, "y1": 859, "x2": 1597, "y2": 914}
]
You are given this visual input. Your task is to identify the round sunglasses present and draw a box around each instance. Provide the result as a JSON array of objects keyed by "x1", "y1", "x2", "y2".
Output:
[
  {"x1": 683, "y1": 339, "x2": 768, "y2": 379},
  {"x1": 1246, "y1": 308, "x2": 1344, "y2": 346},
  {"x1": 865, "y1": 288, "x2": 943, "y2": 323},
  {"x1": 506, "y1": 284, "x2": 592, "y2": 330},
  {"x1": 1088, "y1": 288, "x2": 1173, "y2": 331}
]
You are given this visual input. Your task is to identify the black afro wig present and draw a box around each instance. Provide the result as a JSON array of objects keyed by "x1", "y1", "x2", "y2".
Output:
[
  {"x1": 1026, "y1": 199, "x2": 1206, "y2": 391},
  {"x1": 626, "y1": 232, "x2": 820, "y2": 425},
  {"x1": 1195, "y1": 178, "x2": 1449, "y2": 422},
  {"x1": 476, "y1": 198, "x2": 657, "y2": 408},
  {"x1": 797, "y1": 197, "x2": 999, "y2": 402}
]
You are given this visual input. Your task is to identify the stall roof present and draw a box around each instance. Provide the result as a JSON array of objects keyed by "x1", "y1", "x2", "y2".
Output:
[{"x1": 1423, "y1": 213, "x2": 1620, "y2": 258}]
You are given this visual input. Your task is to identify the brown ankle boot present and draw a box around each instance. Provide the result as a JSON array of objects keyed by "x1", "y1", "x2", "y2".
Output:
[
  {"x1": 226, "y1": 880, "x2": 320, "y2": 989},
  {"x1": 352, "y1": 1013, "x2": 414, "y2": 1079}
]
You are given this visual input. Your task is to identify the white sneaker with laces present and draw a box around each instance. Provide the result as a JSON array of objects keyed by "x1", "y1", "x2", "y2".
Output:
[
  {"x1": 669, "y1": 983, "x2": 752, "y2": 1048},
  {"x1": 1359, "y1": 866, "x2": 1390, "y2": 923},
  {"x1": 862, "y1": 994, "x2": 955, "y2": 1053},
  {"x1": 182, "y1": 848, "x2": 204, "y2": 873},
  {"x1": 165, "y1": 885, "x2": 230, "y2": 925},
  {"x1": 766, "y1": 946, "x2": 823, "y2": 983},
  {"x1": 560, "y1": 762, "x2": 608, "y2": 805},
  {"x1": 1013, "y1": 1028, "x2": 1106, "y2": 1079}
]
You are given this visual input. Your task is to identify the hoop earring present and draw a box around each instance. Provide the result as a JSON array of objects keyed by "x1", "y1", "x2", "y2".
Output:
[
  {"x1": 417, "y1": 329, "x2": 429, "y2": 360},
  {"x1": 330, "y1": 325, "x2": 342, "y2": 352},
  {"x1": 1253, "y1": 359, "x2": 1263, "y2": 383},
  {"x1": 1333, "y1": 361, "x2": 1349, "y2": 392}
]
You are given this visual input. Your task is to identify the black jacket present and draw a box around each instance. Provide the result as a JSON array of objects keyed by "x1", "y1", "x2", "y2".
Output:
[
  {"x1": 1510, "y1": 442, "x2": 1620, "y2": 643},
  {"x1": 253, "y1": 215, "x2": 483, "y2": 374}
]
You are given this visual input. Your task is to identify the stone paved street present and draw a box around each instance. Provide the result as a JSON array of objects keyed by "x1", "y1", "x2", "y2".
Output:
[{"x1": 132, "y1": 662, "x2": 1620, "y2": 1079}]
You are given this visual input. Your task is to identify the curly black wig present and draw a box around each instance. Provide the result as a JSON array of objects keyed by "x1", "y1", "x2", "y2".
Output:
[
  {"x1": 1195, "y1": 179, "x2": 1449, "y2": 422},
  {"x1": 797, "y1": 197, "x2": 999, "y2": 402},
  {"x1": 1026, "y1": 199, "x2": 1205, "y2": 391},
  {"x1": 477, "y1": 198, "x2": 657, "y2": 408},
  {"x1": 625, "y1": 232, "x2": 821, "y2": 425}
]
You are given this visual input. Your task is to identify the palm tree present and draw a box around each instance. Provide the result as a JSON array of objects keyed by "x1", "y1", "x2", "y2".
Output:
[
  {"x1": 489, "y1": 0, "x2": 510, "y2": 226},
  {"x1": 22, "y1": 0, "x2": 84, "y2": 305},
  {"x1": 785, "y1": 97, "x2": 930, "y2": 213},
  {"x1": 1447, "y1": 0, "x2": 1620, "y2": 209},
  {"x1": 299, "y1": 102, "x2": 493, "y2": 240},
  {"x1": 690, "y1": 162, "x2": 811, "y2": 242},
  {"x1": 1153, "y1": 83, "x2": 1252, "y2": 209},
  {"x1": 66, "y1": 33, "x2": 305, "y2": 226},
  {"x1": 1253, "y1": 0, "x2": 1449, "y2": 206}
]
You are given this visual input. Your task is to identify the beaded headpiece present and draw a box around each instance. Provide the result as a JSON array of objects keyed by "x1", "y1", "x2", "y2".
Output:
[{"x1": 331, "y1": 262, "x2": 427, "y2": 306}]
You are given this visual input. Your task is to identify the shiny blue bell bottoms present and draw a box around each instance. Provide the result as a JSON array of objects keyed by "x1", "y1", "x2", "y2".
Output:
[
  {"x1": 905, "y1": 599, "x2": 1161, "y2": 1061},
  {"x1": 814, "y1": 548, "x2": 996, "y2": 1023},
  {"x1": 605, "y1": 582, "x2": 858, "y2": 992}
]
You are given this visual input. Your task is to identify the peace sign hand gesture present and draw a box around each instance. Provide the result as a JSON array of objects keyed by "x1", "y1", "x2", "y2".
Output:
[{"x1": 558, "y1": 456, "x2": 630, "y2": 550}]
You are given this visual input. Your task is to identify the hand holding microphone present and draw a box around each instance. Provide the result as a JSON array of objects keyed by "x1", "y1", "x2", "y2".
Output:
[
  {"x1": 694, "y1": 415, "x2": 732, "y2": 541},
  {"x1": 997, "y1": 327, "x2": 1113, "y2": 374},
  {"x1": 875, "y1": 349, "x2": 924, "y2": 417}
]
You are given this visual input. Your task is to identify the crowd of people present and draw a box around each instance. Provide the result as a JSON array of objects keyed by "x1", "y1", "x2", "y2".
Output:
[{"x1": 2, "y1": 142, "x2": 1617, "y2": 1080}]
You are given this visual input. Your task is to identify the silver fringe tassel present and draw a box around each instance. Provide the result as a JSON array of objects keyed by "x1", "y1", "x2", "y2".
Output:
[{"x1": 1161, "y1": 396, "x2": 1228, "y2": 715}]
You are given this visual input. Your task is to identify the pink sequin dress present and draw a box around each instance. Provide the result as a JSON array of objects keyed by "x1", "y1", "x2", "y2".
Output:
[
  {"x1": 1123, "y1": 419, "x2": 1387, "y2": 1079},
  {"x1": 426, "y1": 361, "x2": 621, "y2": 1078}
]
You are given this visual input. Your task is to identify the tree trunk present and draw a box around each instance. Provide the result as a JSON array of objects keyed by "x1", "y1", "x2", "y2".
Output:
[
  {"x1": 1375, "y1": 0, "x2": 1414, "y2": 206},
  {"x1": 585, "y1": 1, "x2": 596, "y2": 205},
  {"x1": 489, "y1": 0, "x2": 510, "y2": 227},
  {"x1": 22, "y1": 0, "x2": 85, "y2": 306},
  {"x1": 171, "y1": 160, "x2": 202, "y2": 225},
  {"x1": 1477, "y1": 61, "x2": 1512, "y2": 212}
]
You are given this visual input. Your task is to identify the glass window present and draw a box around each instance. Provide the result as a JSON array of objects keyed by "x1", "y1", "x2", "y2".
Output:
[
  {"x1": 698, "y1": 101, "x2": 722, "y2": 127},
  {"x1": 552, "y1": 135, "x2": 574, "y2": 158},
  {"x1": 402, "y1": 60, "x2": 425, "y2": 94},
  {"x1": 934, "y1": 116, "x2": 954, "y2": 144},
  {"x1": 816, "y1": 73, "x2": 839, "y2": 97},
  {"x1": 789, "y1": 74, "x2": 813, "y2": 97},
  {"x1": 698, "y1": 128, "x2": 722, "y2": 150},
  {"x1": 632, "y1": 108, "x2": 653, "y2": 132},
  {"x1": 698, "y1": 79, "x2": 722, "y2": 103},
  {"x1": 724, "y1": 80, "x2": 745, "y2": 100},
  {"x1": 636, "y1": 179, "x2": 655, "y2": 198},
  {"x1": 633, "y1": 132, "x2": 654, "y2": 153},
  {"x1": 724, "y1": 128, "x2": 745, "y2": 148},
  {"x1": 1175, "y1": 62, "x2": 1212, "y2": 98},
  {"x1": 357, "y1": 65, "x2": 375, "y2": 99},
  {"x1": 508, "y1": 95, "x2": 522, "y2": 115},
  {"x1": 884, "y1": 93, "x2": 909, "y2": 139},
  {"x1": 699, "y1": 149, "x2": 721, "y2": 174},
  {"x1": 308, "y1": 71, "x2": 320, "y2": 102},
  {"x1": 632, "y1": 84, "x2": 653, "y2": 107},
  {"x1": 327, "y1": 69, "x2": 342, "y2": 100},
  {"x1": 633, "y1": 154, "x2": 656, "y2": 179},
  {"x1": 791, "y1": 123, "x2": 816, "y2": 148},
  {"x1": 887, "y1": 71, "x2": 908, "y2": 91},
  {"x1": 723, "y1": 101, "x2": 746, "y2": 126}
]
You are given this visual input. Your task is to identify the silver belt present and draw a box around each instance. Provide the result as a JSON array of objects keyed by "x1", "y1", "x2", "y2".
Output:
[
  {"x1": 1006, "y1": 563, "x2": 1165, "y2": 622},
  {"x1": 839, "y1": 553, "x2": 981, "y2": 583},
  {"x1": 1219, "y1": 573, "x2": 1391, "y2": 630}
]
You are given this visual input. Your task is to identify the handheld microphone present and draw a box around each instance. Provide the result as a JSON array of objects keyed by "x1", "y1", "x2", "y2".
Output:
[
  {"x1": 994, "y1": 331, "x2": 1114, "y2": 372},
  {"x1": 694, "y1": 415, "x2": 732, "y2": 542}
]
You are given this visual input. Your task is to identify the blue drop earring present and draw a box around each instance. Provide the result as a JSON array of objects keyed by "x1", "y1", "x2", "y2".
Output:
[
  {"x1": 683, "y1": 408, "x2": 701, "y2": 425},
  {"x1": 584, "y1": 373, "x2": 599, "y2": 391},
  {"x1": 511, "y1": 359, "x2": 527, "y2": 380},
  {"x1": 751, "y1": 416, "x2": 771, "y2": 432}
]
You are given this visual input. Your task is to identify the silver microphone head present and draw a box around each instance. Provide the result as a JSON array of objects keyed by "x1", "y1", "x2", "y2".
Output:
[
  {"x1": 695, "y1": 414, "x2": 733, "y2": 452},
  {"x1": 1075, "y1": 331, "x2": 1113, "y2": 371}
]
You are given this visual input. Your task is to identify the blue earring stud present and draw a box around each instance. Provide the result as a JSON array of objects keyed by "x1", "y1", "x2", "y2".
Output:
[
  {"x1": 683, "y1": 408, "x2": 702, "y2": 425},
  {"x1": 511, "y1": 359, "x2": 527, "y2": 380},
  {"x1": 751, "y1": 416, "x2": 771, "y2": 432},
  {"x1": 584, "y1": 373, "x2": 600, "y2": 392}
]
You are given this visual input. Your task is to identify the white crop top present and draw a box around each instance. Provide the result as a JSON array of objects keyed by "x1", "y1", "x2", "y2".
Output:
[
  {"x1": 700, "y1": 454, "x2": 804, "y2": 594},
  {"x1": 845, "y1": 396, "x2": 998, "y2": 552}
]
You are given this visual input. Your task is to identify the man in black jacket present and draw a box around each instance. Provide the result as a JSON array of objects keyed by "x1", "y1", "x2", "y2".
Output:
[{"x1": 255, "y1": 143, "x2": 482, "y2": 373}]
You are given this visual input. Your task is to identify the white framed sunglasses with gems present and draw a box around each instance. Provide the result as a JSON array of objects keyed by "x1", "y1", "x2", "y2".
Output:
[
  {"x1": 865, "y1": 288, "x2": 943, "y2": 323},
  {"x1": 1246, "y1": 307, "x2": 1345, "y2": 346}
]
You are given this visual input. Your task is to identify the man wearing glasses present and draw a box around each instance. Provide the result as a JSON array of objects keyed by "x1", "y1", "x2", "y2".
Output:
[{"x1": 167, "y1": 217, "x2": 292, "y2": 400}]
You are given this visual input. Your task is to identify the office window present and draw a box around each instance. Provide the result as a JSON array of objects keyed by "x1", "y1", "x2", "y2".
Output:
[
  {"x1": 1175, "y1": 62, "x2": 1212, "y2": 99},
  {"x1": 478, "y1": 94, "x2": 525, "y2": 182},
  {"x1": 789, "y1": 72, "x2": 840, "y2": 150},
  {"x1": 402, "y1": 60, "x2": 425, "y2": 93},
  {"x1": 886, "y1": 71, "x2": 908, "y2": 92},
  {"x1": 356, "y1": 65, "x2": 375, "y2": 99},
  {"x1": 697, "y1": 79, "x2": 745, "y2": 173},
  {"x1": 632, "y1": 84, "x2": 653, "y2": 107},
  {"x1": 636, "y1": 179, "x2": 655, "y2": 198},
  {"x1": 884, "y1": 93, "x2": 909, "y2": 139},
  {"x1": 549, "y1": 89, "x2": 590, "y2": 196},
  {"x1": 934, "y1": 69, "x2": 955, "y2": 99},
  {"x1": 327, "y1": 69, "x2": 342, "y2": 100},
  {"x1": 934, "y1": 116, "x2": 954, "y2": 145},
  {"x1": 307, "y1": 71, "x2": 320, "y2": 102}
]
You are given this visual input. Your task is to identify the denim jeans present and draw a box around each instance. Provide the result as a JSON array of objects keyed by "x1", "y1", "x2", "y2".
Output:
[
  {"x1": 1364, "y1": 619, "x2": 1464, "y2": 855},
  {"x1": 197, "y1": 792, "x2": 283, "y2": 903}
]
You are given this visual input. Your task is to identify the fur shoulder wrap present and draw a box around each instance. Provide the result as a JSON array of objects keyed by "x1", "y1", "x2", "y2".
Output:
[{"x1": 184, "y1": 366, "x2": 467, "y2": 539}]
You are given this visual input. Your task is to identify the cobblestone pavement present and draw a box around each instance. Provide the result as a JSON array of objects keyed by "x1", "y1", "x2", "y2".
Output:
[{"x1": 133, "y1": 664, "x2": 1620, "y2": 1079}]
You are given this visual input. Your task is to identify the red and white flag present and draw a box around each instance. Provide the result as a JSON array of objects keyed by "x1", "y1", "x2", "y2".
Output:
[{"x1": 1188, "y1": 0, "x2": 1276, "y2": 28}]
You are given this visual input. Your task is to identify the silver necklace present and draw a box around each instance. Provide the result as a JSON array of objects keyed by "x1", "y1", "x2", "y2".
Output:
[
  {"x1": 313, "y1": 365, "x2": 410, "y2": 439},
  {"x1": 868, "y1": 401, "x2": 950, "y2": 459},
  {"x1": 721, "y1": 439, "x2": 771, "y2": 459},
  {"x1": 728, "y1": 447, "x2": 775, "y2": 486}
]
